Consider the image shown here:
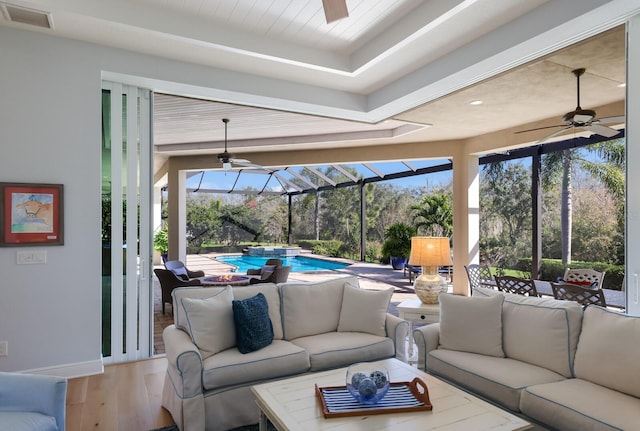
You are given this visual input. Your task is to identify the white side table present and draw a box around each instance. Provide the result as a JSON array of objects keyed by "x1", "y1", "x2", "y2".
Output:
[{"x1": 396, "y1": 297, "x2": 440, "y2": 361}]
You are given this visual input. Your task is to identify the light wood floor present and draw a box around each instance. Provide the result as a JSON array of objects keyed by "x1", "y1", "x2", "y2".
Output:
[{"x1": 66, "y1": 356, "x2": 176, "y2": 430}]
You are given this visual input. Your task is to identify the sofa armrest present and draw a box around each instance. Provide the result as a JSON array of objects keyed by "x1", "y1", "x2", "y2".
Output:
[
  {"x1": 413, "y1": 323, "x2": 440, "y2": 371},
  {"x1": 0, "y1": 371, "x2": 67, "y2": 429},
  {"x1": 163, "y1": 325, "x2": 205, "y2": 399},
  {"x1": 385, "y1": 313, "x2": 409, "y2": 363}
]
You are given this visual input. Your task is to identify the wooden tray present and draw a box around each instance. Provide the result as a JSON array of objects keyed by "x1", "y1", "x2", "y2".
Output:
[{"x1": 315, "y1": 377, "x2": 432, "y2": 418}]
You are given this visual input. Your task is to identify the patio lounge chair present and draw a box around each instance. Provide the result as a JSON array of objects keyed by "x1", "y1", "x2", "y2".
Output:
[
  {"x1": 464, "y1": 264, "x2": 493, "y2": 290},
  {"x1": 164, "y1": 260, "x2": 205, "y2": 281},
  {"x1": 562, "y1": 268, "x2": 605, "y2": 288}
]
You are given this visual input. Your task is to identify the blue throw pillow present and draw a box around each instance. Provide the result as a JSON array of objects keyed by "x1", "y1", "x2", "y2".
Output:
[{"x1": 232, "y1": 293, "x2": 274, "y2": 354}]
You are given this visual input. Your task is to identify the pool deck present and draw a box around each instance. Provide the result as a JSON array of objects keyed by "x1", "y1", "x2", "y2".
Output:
[{"x1": 153, "y1": 252, "x2": 421, "y2": 354}]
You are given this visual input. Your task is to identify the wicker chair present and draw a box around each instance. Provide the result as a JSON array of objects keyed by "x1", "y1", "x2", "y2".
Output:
[
  {"x1": 494, "y1": 275, "x2": 539, "y2": 297},
  {"x1": 551, "y1": 282, "x2": 607, "y2": 309},
  {"x1": 154, "y1": 268, "x2": 202, "y2": 314},
  {"x1": 249, "y1": 266, "x2": 291, "y2": 284},
  {"x1": 465, "y1": 264, "x2": 493, "y2": 290},
  {"x1": 246, "y1": 258, "x2": 283, "y2": 276}
]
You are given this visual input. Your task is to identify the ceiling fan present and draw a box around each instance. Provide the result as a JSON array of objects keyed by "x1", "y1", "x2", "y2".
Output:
[
  {"x1": 516, "y1": 68, "x2": 624, "y2": 143},
  {"x1": 217, "y1": 118, "x2": 261, "y2": 171},
  {"x1": 322, "y1": 0, "x2": 348, "y2": 23}
]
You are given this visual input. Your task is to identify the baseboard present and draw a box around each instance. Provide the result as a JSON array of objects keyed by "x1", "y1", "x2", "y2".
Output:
[{"x1": 21, "y1": 359, "x2": 104, "y2": 379}]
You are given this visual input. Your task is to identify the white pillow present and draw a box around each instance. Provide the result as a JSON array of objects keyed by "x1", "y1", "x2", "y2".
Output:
[
  {"x1": 181, "y1": 286, "x2": 235, "y2": 358},
  {"x1": 337, "y1": 283, "x2": 393, "y2": 337},
  {"x1": 439, "y1": 293, "x2": 505, "y2": 357}
]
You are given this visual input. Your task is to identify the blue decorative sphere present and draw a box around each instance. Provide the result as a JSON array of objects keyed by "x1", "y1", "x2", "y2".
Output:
[
  {"x1": 350, "y1": 372, "x2": 368, "y2": 390},
  {"x1": 358, "y1": 378, "x2": 378, "y2": 398},
  {"x1": 370, "y1": 370, "x2": 388, "y2": 388}
]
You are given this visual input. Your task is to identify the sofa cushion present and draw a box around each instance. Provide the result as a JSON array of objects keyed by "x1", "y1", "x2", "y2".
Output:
[
  {"x1": 501, "y1": 294, "x2": 583, "y2": 378},
  {"x1": 439, "y1": 293, "x2": 504, "y2": 357},
  {"x1": 281, "y1": 276, "x2": 357, "y2": 340},
  {"x1": 201, "y1": 340, "x2": 310, "y2": 390},
  {"x1": 232, "y1": 293, "x2": 274, "y2": 354},
  {"x1": 574, "y1": 306, "x2": 640, "y2": 398},
  {"x1": 0, "y1": 412, "x2": 59, "y2": 431},
  {"x1": 428, "y1": 349, "x2": 565, "y2": 412},
  {"x1": 337, "y1": 284, "x2": 393, "y2": 337},
  {"x1": 172, "y1": 285, "x2": 229, "y2": 331},
  {"x1": 521, "y1": 378, "x2": 639, "y2": 431},
  {"x1": 233, "y1": 283, "x2": 283, "y2": 340},
  {"x1": 291, "y1": 332, "x2": 394, "y2": 371},
  {"x1": 181, "y1": 286, "x2": 235, "y2": 358}
]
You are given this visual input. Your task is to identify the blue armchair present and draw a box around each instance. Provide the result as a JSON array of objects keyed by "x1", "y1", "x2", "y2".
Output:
[{"x1": 0, "y1": 372, "x2": 67, "y2": 431}]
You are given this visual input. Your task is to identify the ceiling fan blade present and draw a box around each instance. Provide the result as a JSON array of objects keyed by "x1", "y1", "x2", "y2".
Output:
[
  {"x1": 597, "y1": 115, "x2": 625, "y2": 124},
  {"x1": 322, "y1": 0, "x2": 348, "y2": 23},
  {"x1": 537, "y1": 126, "x2": 572, "y2": 143},
  {"x1": 586, "y1": 123, "x2": 620, "y2": 138},
  {"x1": 515, "y1": 124, "x2": 565, "y2": 134},
  {"x1": 232, "y1": 159, "x2": 264, "y2": 169}
]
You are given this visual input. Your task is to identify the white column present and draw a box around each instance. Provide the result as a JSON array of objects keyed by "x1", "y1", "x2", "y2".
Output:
[
  {"x1": 452, "y1": 152, "x2": 479, "y2": 295},
  {"x1": 626, "y1": 14, "x2": 640, "y2": 315}
]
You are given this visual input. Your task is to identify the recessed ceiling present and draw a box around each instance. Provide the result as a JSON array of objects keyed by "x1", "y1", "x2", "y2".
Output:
[{"x1": 0, "y1": 0, "x2": 633, "y2": 173}]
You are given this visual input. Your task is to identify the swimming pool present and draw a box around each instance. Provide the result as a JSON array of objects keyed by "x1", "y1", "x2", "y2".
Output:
[{"x1": 215, "y1": 255, "x2": 350, "y2": 273}]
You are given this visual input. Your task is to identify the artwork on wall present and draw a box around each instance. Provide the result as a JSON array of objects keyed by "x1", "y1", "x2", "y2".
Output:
[{"x1": 0, "y1": 182, "x2": 64, "y2": 246}]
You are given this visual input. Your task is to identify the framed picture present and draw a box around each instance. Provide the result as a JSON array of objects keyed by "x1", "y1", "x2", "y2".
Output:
[{"x1": 0, "y1": 182, "x2": 64, "y2": 246}]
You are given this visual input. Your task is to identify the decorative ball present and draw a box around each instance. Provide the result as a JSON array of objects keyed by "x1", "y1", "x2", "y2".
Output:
[
  {"x1": 370, "y1": 370, "x2": 388, "y2": 388},
  {"x1": 358, "y1": 378, "x2": 377, "y2": 397},
  {"x1": 350, "y1": 372, "x2": 368, "y2": 390},
  {"x1": 345, "y1": 363, "x2": 390, "y2": 405}
]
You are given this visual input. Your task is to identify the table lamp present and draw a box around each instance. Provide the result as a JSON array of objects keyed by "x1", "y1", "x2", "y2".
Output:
[{"x1": 409, "y1": 236, "x2": 452, "y2": 303}]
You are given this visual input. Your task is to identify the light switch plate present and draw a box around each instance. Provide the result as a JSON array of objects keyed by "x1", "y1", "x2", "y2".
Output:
[{"x1": 16, "y1": 250, "x2": 47, "y2": 264}]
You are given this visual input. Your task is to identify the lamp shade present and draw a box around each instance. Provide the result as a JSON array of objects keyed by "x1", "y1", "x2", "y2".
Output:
[{"x1": 408, "y1": 237, "x2": 452, "y2": 267}]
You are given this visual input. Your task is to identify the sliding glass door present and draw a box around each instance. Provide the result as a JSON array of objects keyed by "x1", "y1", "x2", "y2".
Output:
[{"x1": 101, "y1": 82, "x2": 153, "y2": 363}]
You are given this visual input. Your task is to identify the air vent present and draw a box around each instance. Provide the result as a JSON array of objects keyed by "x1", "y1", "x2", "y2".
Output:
[{"x1": 1, "y1": 3, "x2": 53, "y2": 29}]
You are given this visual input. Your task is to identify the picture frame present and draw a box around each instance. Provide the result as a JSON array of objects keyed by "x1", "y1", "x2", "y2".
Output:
[{"x1": 0, "y1": 182, "x2": 64, "y2": 246}]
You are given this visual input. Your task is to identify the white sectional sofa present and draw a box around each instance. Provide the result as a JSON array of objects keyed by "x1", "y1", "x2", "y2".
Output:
[
  {"x1": 161, "y1": 275, "x2": 408, "y2": 431},
  {"x1": 413, "y1": 288, "x2": 640, "y2": 431}
]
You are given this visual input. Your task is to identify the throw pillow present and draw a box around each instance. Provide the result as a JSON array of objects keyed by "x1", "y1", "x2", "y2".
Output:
[
  {"x1": 232, "y1": 293, "x2": 274, "y2": 354},
  {"x1": 439, "y1": 293, "x2": 505, "y2": 357},
  {"x1": 181, "y1": 286, "x2": 235, "y2": 358},
  {"x1": 337, "y1": 283, "x2": 393, "y2": 337}
]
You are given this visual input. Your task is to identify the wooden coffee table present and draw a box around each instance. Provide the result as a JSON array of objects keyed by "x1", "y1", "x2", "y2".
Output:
[{"x1": 252, "y1": 358, "x2": 532, "y2": 430}]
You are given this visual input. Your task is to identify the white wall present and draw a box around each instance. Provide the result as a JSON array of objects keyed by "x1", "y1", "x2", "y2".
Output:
[{"x1": 0, "y1": 28, "x2": 103, "y2": 374}]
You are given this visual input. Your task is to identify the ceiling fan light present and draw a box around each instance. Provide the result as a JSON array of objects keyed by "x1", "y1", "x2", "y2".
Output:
[{"x1": 223, "y1": 162, "x2": 232, "y2": 171}]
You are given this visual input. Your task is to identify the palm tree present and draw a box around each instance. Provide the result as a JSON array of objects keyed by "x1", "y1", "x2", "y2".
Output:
[
  {"x1": 542, "y1": 138, "x2": 624, "y2": 264},
  {"x1": 410, "y1": 193, "x2": 453, "y2": 237}
]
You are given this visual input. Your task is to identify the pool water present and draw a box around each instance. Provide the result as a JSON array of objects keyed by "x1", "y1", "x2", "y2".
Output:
[{"x1": 215, "y1": 255, "x2": 350, "y2": 273}]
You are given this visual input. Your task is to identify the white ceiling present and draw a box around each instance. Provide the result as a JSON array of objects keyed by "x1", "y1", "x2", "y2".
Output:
[{"x1": 1, "y1": 0, "x2": 636, "y2": 171}]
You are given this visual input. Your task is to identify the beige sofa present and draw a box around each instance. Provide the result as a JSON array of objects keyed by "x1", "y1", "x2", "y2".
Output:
[
  {"x1": 162, "y1": 275, "x2": 408, "y2": 431},
  {"x1": 413, "y1": 288, "x2": 640, "y2": 431}
]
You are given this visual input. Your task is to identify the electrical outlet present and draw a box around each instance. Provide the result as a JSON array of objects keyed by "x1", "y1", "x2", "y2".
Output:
[{"x1": 0, "y1": 341, "x2": 7, "y2": 356}]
